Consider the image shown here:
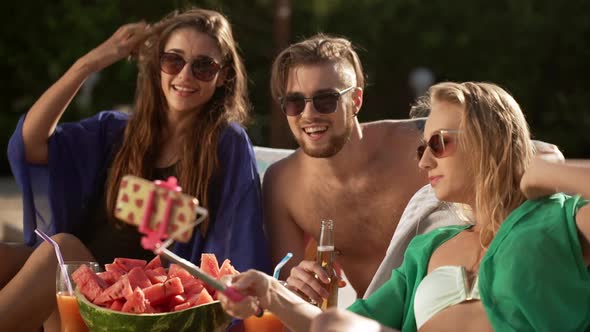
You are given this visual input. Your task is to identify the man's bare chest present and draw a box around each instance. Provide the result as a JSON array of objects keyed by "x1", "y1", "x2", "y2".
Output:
[{"x1": 291, "y1": 181, "x2": 411, "y2": 255}]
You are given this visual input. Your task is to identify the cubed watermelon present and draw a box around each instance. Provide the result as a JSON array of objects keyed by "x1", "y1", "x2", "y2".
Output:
[
  {"x1": 168, "y1": 264, "x2": 194, "y2": 284},
  {"x1": 182, "y1": 278, "x2": 205, "y2": 296},
  {"x1": 163, "y1": 277, "x2": 184, "y2": 296},
  {"x1": 94, "y1": 276, "x2": 133, "y2": 305},
  {"x1": 170, "y1": 294, "x2": 186, "y2": 306},
  {"x1": 145, "y1": 256, "x2": 162, "y2": 270},
  {"x1": 104, "y1": 263, "x2": 126, "y2": 275},
  {"x1": 97, "y1": 271, "x2": 119, "y2": 286},
  {"x1": 188, "y1": 288, "x2": 214, "y2": 306},
  {"x1": 145, "y1": 267, "x2": 168, "y2": 284},
  {"x1": 109, "y1": 300, "x2": 124, "y2": 311},
  {"x1": 142, "y1": 283, "x2": 167, "y2": 305},
  {"x1": 200, "y1": 254, "x2": 220, "y2": 279},
  {"x1": 121, "y1": 287, "x2": 147, "y2": 313},
  {"x1": 218, "y1": 259, "x2": 239, "y2": 279},
  {"x1": 72, "y1": 264, "x2": 106, "y2": 302},
  {"x1": 114, "y1": 258, "x2": 147, "y2": 272},
  {"x1": 127, "y1": 267, "x2": 152, "y2": 289},
  {"x1": 173, "y1": 302, "x2": 192, "y2": 312}
]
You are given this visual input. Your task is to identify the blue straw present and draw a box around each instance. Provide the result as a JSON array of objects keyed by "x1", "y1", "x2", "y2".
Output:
[{"x1": 273, "y1": 252, "x2": 293, "y2": 279}]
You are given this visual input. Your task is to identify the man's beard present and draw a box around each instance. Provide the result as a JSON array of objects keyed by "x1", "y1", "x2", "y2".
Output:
[{"x1": 297, "y1": 117, "x2": 354, "y2": 158}]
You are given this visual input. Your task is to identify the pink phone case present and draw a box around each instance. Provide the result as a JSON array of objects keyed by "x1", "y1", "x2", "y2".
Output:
[{"x1": 114, "y1": 175, "x2": 200, "y2": 243}]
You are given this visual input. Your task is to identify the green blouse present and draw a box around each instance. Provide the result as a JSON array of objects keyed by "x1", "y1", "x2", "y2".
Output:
[{"x1": 348, "y1": 194, "x2": 590, "y2": 332}]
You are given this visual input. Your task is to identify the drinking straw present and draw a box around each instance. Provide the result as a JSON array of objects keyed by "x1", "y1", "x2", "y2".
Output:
[
  {"x1": 34, "y1": 229, "x2": 73, "y2": 294},
  {"x1": 273, "y1": 252, "x2": 293, "y2": 279}
]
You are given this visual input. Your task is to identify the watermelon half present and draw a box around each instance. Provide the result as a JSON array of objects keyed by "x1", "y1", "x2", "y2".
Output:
[{"x1": 76, "y1": 288, "x2": 231, "y2": 332}]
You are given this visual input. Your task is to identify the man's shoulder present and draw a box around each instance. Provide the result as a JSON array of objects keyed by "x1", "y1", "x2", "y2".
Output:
[
  {"x1": 263, "y1": 150, "x2": 301, "y2": 184},
  {"x1": 360, "y1": 120, "x2": 424, "y2": 163},
  {"x1": 361, "y1": 119, "x2": 424, "y2": 142},
  {"x1": 361, "y1": 118, "x2": 426, "y2": 133}
]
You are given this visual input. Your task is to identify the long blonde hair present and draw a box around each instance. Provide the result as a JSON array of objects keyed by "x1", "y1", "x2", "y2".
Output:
[
  {"x1": 105, "y1": 8, "x2": 250, "y2": 235},
  {"x1": 428, "y1": 82, "x2": 534, "y2": 246}
]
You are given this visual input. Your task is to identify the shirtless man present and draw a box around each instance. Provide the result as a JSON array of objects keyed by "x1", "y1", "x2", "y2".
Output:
[{"x1": 263, "y1": 34, "x2": 428, "y2": 299}]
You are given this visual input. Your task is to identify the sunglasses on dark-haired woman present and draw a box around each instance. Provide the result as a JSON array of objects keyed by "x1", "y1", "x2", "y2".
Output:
[{"x1": 160, "y1": 52, "x2": 222, "y2": 82}]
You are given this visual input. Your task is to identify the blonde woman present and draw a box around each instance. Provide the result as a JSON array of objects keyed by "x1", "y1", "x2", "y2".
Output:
[{"x1": 219, "y1": 82, "x2": 590, "y2": 332}]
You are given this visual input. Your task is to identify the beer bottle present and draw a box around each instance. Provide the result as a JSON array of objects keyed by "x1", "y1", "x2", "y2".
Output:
[{"x1": 316, "y1": 219, "x2": 338, "y2": 309}]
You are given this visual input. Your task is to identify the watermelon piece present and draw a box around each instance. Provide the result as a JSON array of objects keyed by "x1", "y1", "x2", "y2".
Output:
[
  {"x1": 94, "y1": 276, "x2": 133, "y2": 305},
  {"x1": 72, "y1": 264, "x2": 108, "y2": 289},
  {"x1": 145, "y1": 256, "x2": 162, "y2": 270},
  {"x1": 113, "y1": 258, "x2": 147, "y2": 272},
  {"x1": 182, "y1": 278, "x2": 204, "y2": 296},
  {"x1": 200, "y1": 254, "x2": 220, "y2": 279},
  {"x1": 145, "y1": 267, "x2": 168, "y2": 284},
  {"x1": 72, "y1": 265, "x2": 106, "y2": 302},
  {"x1": 104, "y1": 264, "x2": 126, "y2": 275},
  {"x1": 121, "y1": 287, "x2": 147, "y2": 313},
  {"x1": 97, "y1": 271, "x2": 119, "y2": 286},
  {"x1": 127, "y1": 267, "x2": 152, "y2": 289},
  {"x1": 188, "y1": 288, "x2": 214, "y2": 306},
  {"x1": 109, "y1": 300, "x2": 124, "y2": 311},
  {"x1": 173, "y1": 302, "x2": 192, "y2": 312},
  {"x1": 77, "y1": 280, "x2": 104, "y2": 303},
  {"x1": 218, "y1": 259, "x2": 239, "y2": 279},
  {"x1": 144, "y1": 302, "x2": 157, "y2": 314},
  {"x1": 142, "y1": 277, "x2": 184, "y2": 306},
  {"x1": 142, "y1": 283, "x2": 167, "y2": 305},
  {"x1": 170, "y1": 294, "x2": 186, "y2": 306},
  {"x1": 168, "y1": 264, "x2": 194, "y2": 284},
  {"x1": 163, "y1": 277, "x2": 184, "y2": 296}
]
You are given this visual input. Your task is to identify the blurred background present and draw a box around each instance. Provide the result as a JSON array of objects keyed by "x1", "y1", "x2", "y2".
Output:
[{"x1": 1, "y1": 0, "x2": 589, "y2": 178}]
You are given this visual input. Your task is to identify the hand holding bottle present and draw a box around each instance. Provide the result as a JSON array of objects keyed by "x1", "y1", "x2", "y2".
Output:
[
  {"x1": 286, "y1": 220, "x2": 340, "y2": 309},
  {"x1": 286, "y1": 260, "x2": 332, "y2": 305}
]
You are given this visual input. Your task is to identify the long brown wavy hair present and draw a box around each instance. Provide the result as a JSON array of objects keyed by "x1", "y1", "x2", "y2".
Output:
[
  {"x1": 428, "y1": 82, "x2": 534, "y2": 247},
  {"x1": 106, "y1": 8, "x2": 250, "y2": 235}
]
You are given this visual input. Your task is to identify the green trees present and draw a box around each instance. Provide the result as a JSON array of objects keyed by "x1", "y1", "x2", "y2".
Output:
[{"x1": 1, "y1": 0, "x2": 588, "y2": 175}]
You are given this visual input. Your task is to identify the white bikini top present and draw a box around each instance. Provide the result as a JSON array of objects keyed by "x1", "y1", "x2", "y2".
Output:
[{"x1": 414, "y1": 266, "x2": 481, "y2": 329}]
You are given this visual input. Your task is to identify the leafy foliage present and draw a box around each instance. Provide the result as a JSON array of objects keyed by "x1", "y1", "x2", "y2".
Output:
[{"x1": 1, "y1": 0, "x2": 588, "y2": 175}]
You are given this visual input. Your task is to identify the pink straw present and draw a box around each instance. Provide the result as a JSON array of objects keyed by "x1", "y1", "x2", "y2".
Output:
[{"x1": 34, "y1": 229, "x2": 73, "y2": 294}]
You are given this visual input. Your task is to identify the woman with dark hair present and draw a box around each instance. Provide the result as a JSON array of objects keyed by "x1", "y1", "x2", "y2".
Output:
[{"x1": 2, "y1": 8, "x2": 270, "y2": 330}]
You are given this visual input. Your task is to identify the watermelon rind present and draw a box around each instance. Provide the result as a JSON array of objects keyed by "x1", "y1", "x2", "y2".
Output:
[{"x1": 76, "y1": 289, "x2": 232, "y2": 332}]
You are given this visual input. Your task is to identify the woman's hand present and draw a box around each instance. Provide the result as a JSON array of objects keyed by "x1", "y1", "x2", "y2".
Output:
[
  {"x1": 532, "y1": 140, "x2": 565, "y2": 163},
  {"x1": 81, "y1": 22, "x2": 150, "y2": 73},
  {"x1": 217, "y1": 270, "x2": 275, "y2": 319}
]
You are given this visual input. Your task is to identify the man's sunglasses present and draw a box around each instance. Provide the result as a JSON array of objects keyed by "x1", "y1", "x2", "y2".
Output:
[
  {"x1": 417, "y1": 129, "x2": 461, "y2": 160},
  {"x1": 160, "y1": 52, "x2": 222, "y2": 82},
  {"x1": 278, "y1": 86, "x2": 355, "y2": 116}
]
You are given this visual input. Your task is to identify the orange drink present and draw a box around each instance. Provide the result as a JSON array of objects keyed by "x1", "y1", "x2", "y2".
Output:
[
  {"x1": 56, "y1": 262, "x2": 99, "y2": 332},
  {"x1": 243, "y1": 311, "x2": 285, "y2": 332},
  {"x1": 56, "y1": 292, "x2": 88, "y2": 332}
]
